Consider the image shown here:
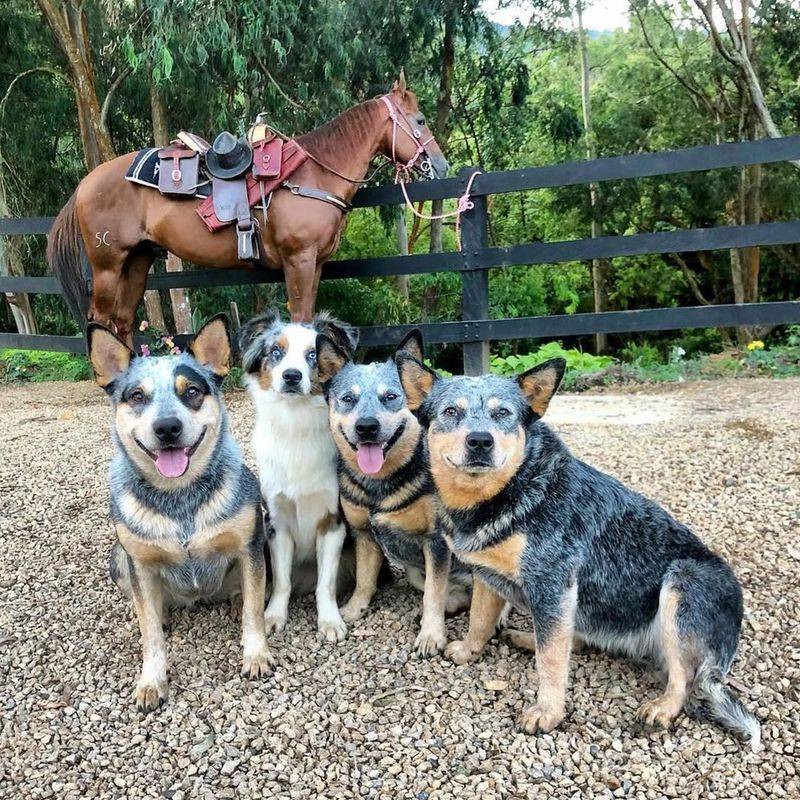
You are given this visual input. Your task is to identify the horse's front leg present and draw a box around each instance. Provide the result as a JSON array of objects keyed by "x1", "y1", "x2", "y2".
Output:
[{"x1": 282, "y1": 249, "x2": 320, "y2": 323}]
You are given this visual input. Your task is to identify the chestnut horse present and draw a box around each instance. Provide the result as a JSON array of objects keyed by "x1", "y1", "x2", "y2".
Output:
[{"x1": 47, "y1": 76, "x2": 447, "y2": 344}]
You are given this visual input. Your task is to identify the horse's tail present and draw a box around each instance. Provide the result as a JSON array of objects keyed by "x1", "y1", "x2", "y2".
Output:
[{"x1": 47, "y1": 191, "x2": 89, "y2": 326}]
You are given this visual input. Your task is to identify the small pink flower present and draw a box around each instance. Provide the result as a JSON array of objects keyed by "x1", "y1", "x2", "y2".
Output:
[
  {"x1": 171, "y1": 346, "x2": 181, "y2": 355},
  {"x1": 139, "y1": 320, "x2": 150, "y2": 332},
  {"x1": 140, "y1": 344, "x2": 151, "y2": 357},
  {"x1": 163, "y1": 336, "x2": 175, "y2": 348}
]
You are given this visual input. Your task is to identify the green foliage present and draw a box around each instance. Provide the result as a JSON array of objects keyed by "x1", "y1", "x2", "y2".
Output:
[
  {"x1": 491, "y1": 341, "x2": 613, "y2": 377},
  {"x1": 0, "y1": 349, "x2": 91, "y2": 383},
  {"x1": 620, "y1": 341, "x2": 661, "y2": 367}
]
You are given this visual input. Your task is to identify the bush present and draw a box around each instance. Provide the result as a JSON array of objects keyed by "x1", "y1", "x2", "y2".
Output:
[
  {"x1": 491, "y1": 341, "x2": 613, "y2": 378},
  {"x1": 0, "y1": 349, "x2": 91, "y2": 382}
]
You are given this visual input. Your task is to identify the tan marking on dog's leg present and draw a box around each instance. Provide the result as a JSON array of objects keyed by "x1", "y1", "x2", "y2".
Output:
[
  {"x1": 130, "y1": 563, "x2": 168, "y2": 712},
  {"x1": 240, "y1": 549, "x2": 274, "y2": 679},
  {"x1": 520, "y1": 585, "x2": 577, "y2": 735},
  {"x1": 636, "y1": 587, "x2": 689, "y2": 729},
  {"x1": 415, "y1": 541, "x2": 450, "y2": 657},
  {"x1": 341, "y1": 534, "x2": 384, "y2": 623},
  {"x1": 445, "y1": 577, "x2": 505, "y2": 665},
  {"x1": 502, "y1": 628, "x2": 536, "y2": 652}
]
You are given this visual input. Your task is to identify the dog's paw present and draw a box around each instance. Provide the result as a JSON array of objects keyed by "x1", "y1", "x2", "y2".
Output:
[
  {"x1": 318, "y1": 615, "x2": 348, "y2": 643},
  {"x1": 134, "y1": 674, "x2": 167, "y2": 713},
  {"x1": 263, "y1": 612, "x2": 287, "y2": 635},
  {"x1": 500, "y1": 628, "x2": 536, "y2": 653},
  {"x1": 444, "y1": 639, "x2": 477, "y2": 665},
  {"x1": 242, "y1": 648, "x2": 274, "y2": 679},
  {"x1": 340, "y1": 596, "x2": 369, "y2": 624},
  {"x1": 415, "y1": 627, "x2": 447, "y2": 658},
  {"x1": 519, "y1": 704, "x2": 564, "y2": 734},
  {"x1": 636, "y1": 696, "x2": 680, "y2": 729}
]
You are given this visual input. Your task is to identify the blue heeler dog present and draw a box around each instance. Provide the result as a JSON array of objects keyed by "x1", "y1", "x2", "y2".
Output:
[
  {"x1": 316, "y1": 330, "x2": 471, "y2": 656},
  {"x1": 88, "y1": 315, "x2": 272, "y2": 712},
  {"x1": 396, "y1": 353, "x2": 760, "y2": 749}
]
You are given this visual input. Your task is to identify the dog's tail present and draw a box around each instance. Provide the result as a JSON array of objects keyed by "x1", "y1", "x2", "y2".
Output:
[
  {"x1": 47, "y1": 190, "x2": 89, "y2": 325},
  {"x1": 690, "y1": 661, "x2": 761, "y2": 752}
]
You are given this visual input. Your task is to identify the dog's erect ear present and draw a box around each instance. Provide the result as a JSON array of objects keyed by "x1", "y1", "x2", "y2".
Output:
[
  {"x1": 395, "y1": 352, "x2": 437, "y2": 412},
  {"x1": 517, "y1": 358, "x2": 566, "y2": 418},
  {"x1": 87, "y1": 323, "x2": 135, "y2": 393},
  {"x1": 396, "y1": 328, "x2": 423, "y2": 361},
  {"x1": 313, "y1": 312, "x2": 359, "y2": 356},
  {"x1": 238, "y1": 308, "x2": 281, "y2": 373},
  {"x1": 316, "y1": 333, "x2": 350, "y2": 384},
  {"x1": 189, "y1": 314, "x2": 231, "y2": 381}
]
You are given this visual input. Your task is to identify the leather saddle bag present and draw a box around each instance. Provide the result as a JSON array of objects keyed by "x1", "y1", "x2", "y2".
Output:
[
  {"x1": 252, "y1": 137, "x2": 283, "y2": 180},
  {"x1": 157, "y1": 144, "x2": 200, "y2": 195}
]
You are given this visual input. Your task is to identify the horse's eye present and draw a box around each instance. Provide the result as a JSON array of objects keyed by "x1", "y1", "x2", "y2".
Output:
[
  {"x1": 443, "y1": 406, "x2": 458, "y2": 417},
  {"x1": 384, "y1": 392, "x2": 398, "y2": 402},
  {"x1": 417, "y1": 116, "x2": 426, "y2": 126}
]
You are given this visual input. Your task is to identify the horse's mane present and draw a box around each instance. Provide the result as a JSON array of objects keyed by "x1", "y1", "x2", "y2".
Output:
[{"x1": 297, "y1": 99, "x2": 382, "y2": 156}]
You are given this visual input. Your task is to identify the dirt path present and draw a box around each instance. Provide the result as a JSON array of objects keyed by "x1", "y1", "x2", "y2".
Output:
[{"x1": 0, "y1": 378, "x2": 797, "y2": 799}]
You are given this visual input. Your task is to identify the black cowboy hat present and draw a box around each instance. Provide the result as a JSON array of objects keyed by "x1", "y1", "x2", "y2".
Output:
[{"x1": 205, "y1": 131, "x2": 253, "y2": 180}]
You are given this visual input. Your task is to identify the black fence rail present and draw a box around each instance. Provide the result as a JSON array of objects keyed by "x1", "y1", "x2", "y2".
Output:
[{"x1": 3, "y1": 135, "x2": 800, "y2": 373}]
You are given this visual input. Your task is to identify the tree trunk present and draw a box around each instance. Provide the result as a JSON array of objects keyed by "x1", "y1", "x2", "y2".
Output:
[
  {"x1": 0, "y1": 166, "x2": 38, "y2": 334},
  {"x1": 577, "y1": 1, "x2": 608, "y2": 354},
  {"x1": 37, "y1": 0, "x2": 115, "y2": 170},
  {"x1": 395, "y1": 207, "x2": 410, "y2": 302},
  {"x1": 429, "y1": 13, "x2": 455, "y2": 256},
  {"x1": 149, "y1": 79, "x2": 193, "y2": 333}
]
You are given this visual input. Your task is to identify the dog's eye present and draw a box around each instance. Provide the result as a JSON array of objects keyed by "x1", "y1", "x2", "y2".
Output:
[
  {"x1": 340, "y1": 393, "x2": 354, "y2": 404},
  {"x1": 442, "y1": 406, "x2": 458, "y2": 417},
  {"x1": 186, "y1": 386, "x2": 201, "y2": 399},
  {"x1": 307, "y1": 351, "x2": 317, "y2": 365},
  {"x1": 495, "y1": 408, "x2": 511, "y2": 418},
  {"x1": 270, "y1": 347, "x2": 282, "y2": 361},
  {"x1": 129, "y1": 389, "x2": 145, "y2": 403},
  {"x1": 384, "y1": 392, "x2": 398, "y2": 402}
]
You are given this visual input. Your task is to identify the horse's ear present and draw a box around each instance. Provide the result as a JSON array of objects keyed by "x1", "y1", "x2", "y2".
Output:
[
  {"x1": 396, "y1": 328, "x2": 423, "y2": 361},
  {"x1": 516, "y1": 358, "x2": 566, "y2": 418},
  {"x1": 87, "y1": 323, "x2": 135, "y2": 393},
  {"x1": 393, "y1": 68, "x2": 407, "y2": 94},
  {"x1": 189, "y1": 314, "x2": 231, "y2": 381},
  {"x1": 238, "y1": 309, "x2": 281, "y2": 373},
  {"x1": 316, "y1": 333, "x2": 350, "y2": 384},
  {"x1": 395, "y1": 352, "x2": 437, "y2": 412}
]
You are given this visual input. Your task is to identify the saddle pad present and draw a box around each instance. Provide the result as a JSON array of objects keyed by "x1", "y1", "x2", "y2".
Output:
[
  {"x1": 196, "y1": 138, "x2": 309, "y2": 232},
  {"x1": 125, "y1": 148, "x2": 211, "y2": 198}
]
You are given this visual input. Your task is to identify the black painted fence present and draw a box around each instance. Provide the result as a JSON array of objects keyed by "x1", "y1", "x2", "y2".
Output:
[{"x1": 2, "y1": 135, "x2": 800, "y2": 374}]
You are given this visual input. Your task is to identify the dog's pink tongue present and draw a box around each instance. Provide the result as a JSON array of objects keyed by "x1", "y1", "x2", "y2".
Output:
[
  {"x1": 356, "y1": 443, "x2": 385, "y2": 475},
  {"x1": 155, "y1": 448, "x2": 190, "y2": 478}
]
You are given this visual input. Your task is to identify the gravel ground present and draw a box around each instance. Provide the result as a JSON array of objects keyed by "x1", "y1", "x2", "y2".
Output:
[{"x1": 0, "y1": 377, "x2": 797, "y2": 799}]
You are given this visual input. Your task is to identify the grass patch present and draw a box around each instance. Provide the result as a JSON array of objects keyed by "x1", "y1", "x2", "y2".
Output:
[{"x1": 0, "y1": 349, "x2": 92, "y2": 383}]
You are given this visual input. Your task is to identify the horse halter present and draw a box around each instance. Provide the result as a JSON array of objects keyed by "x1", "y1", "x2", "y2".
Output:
[{"x1": 380, "y1": 94, "x2": 439, "y2": 179}]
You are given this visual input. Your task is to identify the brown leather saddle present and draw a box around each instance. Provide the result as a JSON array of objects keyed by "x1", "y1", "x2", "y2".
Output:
[{"x1": 154, "y1": 117, "x2": 350, "y2": 263}]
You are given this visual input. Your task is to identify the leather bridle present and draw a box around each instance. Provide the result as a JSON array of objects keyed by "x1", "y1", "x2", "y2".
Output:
[{"x1": 379, "y1": 94, "x2": 440, "y2": 179}]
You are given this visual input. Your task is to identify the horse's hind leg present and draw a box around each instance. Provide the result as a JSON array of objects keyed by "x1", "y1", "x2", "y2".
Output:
[
  {"x1": 115, "y1": 250, "x2": 156, "y2": 347},
  {"x1": 87, "y1": 247, "x2": 127, "y2": 333}
]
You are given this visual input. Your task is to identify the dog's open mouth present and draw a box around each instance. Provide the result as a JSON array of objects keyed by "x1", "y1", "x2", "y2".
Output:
[
  {"x1": 136, "y1": 427, "x2": 207, "y2": 479},
  {"x1": 346, "y1": 422, "x2": 406, "y2": 476}
]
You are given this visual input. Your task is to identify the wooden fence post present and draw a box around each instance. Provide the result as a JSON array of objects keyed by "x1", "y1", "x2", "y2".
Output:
[{"x1": 458, "y1": 166, "x2": 490, "y2": 375}]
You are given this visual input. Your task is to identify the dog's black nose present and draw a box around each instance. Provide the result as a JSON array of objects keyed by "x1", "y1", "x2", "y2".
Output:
[
  {"x1": 466, "y1": 431, "x2": 494, "y2": 454},
  {"x1": 355, "y1": 417, "x2": 380, "y2": 441},
  {"x1": 282, "y1": 368, "x2": 302, "y2": 386},
  {"x1": 154, "y1": 416, "x2": 183, "y2": 445}
]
